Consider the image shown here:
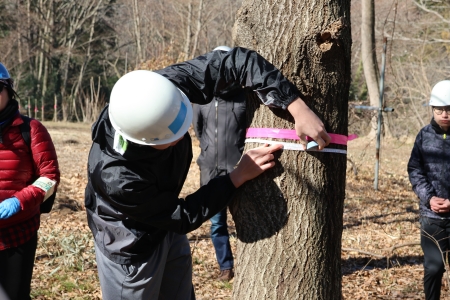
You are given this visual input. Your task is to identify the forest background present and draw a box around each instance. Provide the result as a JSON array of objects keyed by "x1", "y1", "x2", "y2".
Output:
[
  {"x1": 1, "y1": 0, "x2": 450, "y2": 299},
  {"x1": 0, "y1": 0, "x2": 448, "y2": 134}
]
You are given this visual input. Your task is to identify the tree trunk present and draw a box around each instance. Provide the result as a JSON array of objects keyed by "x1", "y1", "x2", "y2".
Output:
[
  {"x1": 183, "y1": 1, "x2": 192, "y2": 60},
  {"x1": 361, "y1": 0, "x2": 380, "y2": 137},
  {"x1": 133, "y1": 0, "x2": 143, "y2": 63},
  {"x1": 191, "y1": 0, "x2": 204, "y2": 57},
  {"x1": 27, "y1": 98, "x2": 31, "y2": 117},
  {"x1": 53, "y1": 95, "x2": 58, "y2": 122},
  {"x1": 34, "y1": 98, "x2": 38, "y2": 120},
  {"x1": 231, "y1": 1, "x2": 351, "y2": 299}
]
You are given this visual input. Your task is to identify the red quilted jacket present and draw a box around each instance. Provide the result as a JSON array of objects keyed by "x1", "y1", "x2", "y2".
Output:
[{"x1": 0, "y1": 113, "x2": 59, "y2": 228}]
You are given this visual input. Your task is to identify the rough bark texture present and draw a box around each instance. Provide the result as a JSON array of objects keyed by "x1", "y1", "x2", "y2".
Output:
[{"x1": 230, "y1": 1, "x2": 351, "y2": 299}]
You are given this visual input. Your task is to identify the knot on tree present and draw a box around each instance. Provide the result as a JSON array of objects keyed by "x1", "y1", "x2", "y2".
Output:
[{"x1": 316, "y1": 18, "x2": 345, "y2": 52}]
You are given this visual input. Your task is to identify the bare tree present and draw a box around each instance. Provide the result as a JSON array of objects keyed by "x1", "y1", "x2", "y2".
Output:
[
  {"x1": 190, "y1": 0, "x2": 204, "y2": 57},
  {"x1": 380, "y1": 1, "x2": 450, "y2": 136},
  {"x1": 132, "y1": 0, "x2": 143, "y2": 64},
  {"x1": 231, "y1": 0, "x2": 351, "y2": 299},
  {"x1": 0, "y1": 0, "x2": 241, "y2": 122},
  {"x1": 362, "y1": 0, "x2": 380, "y2": 137},
  {"x1": 183, "y1": 0, "x2": 193, "y2": 60}
]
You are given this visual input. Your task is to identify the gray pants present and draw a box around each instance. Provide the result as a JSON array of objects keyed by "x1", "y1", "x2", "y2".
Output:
[{"x1": 95, "y1": 232, "x2": 195, "y2": 300}]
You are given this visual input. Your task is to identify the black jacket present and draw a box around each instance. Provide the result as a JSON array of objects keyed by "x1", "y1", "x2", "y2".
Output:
[
  {"x1": 408, "y1": 119, "x2": 450, "y2": 219},
  {"x1": 193, "y1": 89, "x2": 247, "y2": 186},
  {"x1": 85, "y1": 47, "x2": 301, "y2": 264}
]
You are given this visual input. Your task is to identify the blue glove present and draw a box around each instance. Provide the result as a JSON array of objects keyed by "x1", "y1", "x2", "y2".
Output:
[{"x1": 0, "y1": 197, "x2": 21, "y2": 219}]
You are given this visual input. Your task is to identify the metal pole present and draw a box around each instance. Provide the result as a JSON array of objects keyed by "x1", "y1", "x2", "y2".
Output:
[
  {"x1": 352, "y1": 105, "x2": 393, "y2": 112},
  {"x1": 374, "y1": 37, "x2": 387, "y2": 190}
]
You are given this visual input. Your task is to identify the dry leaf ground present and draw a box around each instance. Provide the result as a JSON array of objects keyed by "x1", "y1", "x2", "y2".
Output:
[{"x1": 29, "y1": 122, "x2": 444, "y2": 299}]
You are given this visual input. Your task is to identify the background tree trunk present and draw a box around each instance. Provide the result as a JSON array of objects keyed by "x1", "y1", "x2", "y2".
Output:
[
  {"x1": 362, "y1": 0, "x2": 380, "y2": 109},
  {"x1": 191, "y1": 0, "x2": 204, "y2": 57},
  {"x1": 183, "y1": 1, "x2": 193, "y2": 60},
  {"x1": 361, "y1": 0, "x2": 382, "y2": 138},
  {"x1": 132, "y1": 0, "x2": 143, "y2": 64},
  {"x1": 230, "y1": 1, "x2": 351, "y2": 299}
]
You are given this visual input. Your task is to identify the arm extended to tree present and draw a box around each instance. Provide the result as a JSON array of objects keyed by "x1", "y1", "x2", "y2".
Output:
[{"x1": 156, "y1": 47, "x2": 330, "y2": 147}]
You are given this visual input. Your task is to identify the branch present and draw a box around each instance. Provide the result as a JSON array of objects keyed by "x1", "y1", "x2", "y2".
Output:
[
  {"x1": 343, "y1": 247, "x2": 384, "y2": 258},
  {"x1": 346, "y1": 158, "x2": 358, "y2": 176},
  {"x1": 342, "y1": 241, "x2": 421, "y2": 259},
  {"x1": 383, "y1": 31, "x2": 450, "y2": 44},
  {"x1": 105, "y1": 58, "x2": 122, "y2": 79},
  {"x1": 412, "y1": 0, "x2": 450, "y2": 24}
]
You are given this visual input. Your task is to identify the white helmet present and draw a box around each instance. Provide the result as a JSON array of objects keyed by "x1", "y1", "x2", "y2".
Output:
[
  {"x1": 213, "y1": 45, "x2": 232, "y2": 52},
  {"x1": 109, "y1": 70, "x2": 193, "y2": 145},
  {"x1": 430, "y1": 80, "x2": 450, "y2": 106}
]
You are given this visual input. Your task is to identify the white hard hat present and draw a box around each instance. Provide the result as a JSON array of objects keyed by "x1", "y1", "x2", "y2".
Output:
[
  {"x1": 430, "y1": 80, "x2": 450, "y2": 106},
  {"x1": 109, "y1": 70, "x2": 193, "y2": 146},
  {"x1": 213, "y1": 46, "x2": 231, "y2": 52}
]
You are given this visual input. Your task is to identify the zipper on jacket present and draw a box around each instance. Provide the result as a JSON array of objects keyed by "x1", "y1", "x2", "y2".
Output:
[
  {"x1": 214, "y1": 99, "x2": 219, "y2": 173},
  {"x1": 441, "y1": 132, "x2": 447, "y2": 209}
]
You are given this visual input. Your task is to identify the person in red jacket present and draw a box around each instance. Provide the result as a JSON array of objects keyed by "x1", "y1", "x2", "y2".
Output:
[{"x1": 0, "y1": 63, "x2": 60, "y2": 300}]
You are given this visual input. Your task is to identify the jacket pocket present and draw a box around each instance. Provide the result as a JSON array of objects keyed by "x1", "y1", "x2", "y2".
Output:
[{"x1": 121, "y1": 262, "x2": 139, "y2": 278}]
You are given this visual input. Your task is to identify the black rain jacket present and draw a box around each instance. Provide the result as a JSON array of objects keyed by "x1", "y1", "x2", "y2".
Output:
[
  {"x1": 85, "y1": 47, "x2": 301, "y2": 264},
  {"x1": 408, "y1": 119, "x2": 450, "y2": 219},
  {"x1": 193, "y1": 89, "x2": 247, "y2": 186}
]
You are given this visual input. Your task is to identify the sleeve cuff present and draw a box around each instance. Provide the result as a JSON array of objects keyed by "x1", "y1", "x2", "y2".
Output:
[
  {"x1": 224, "y1": 174, "x2": 238, "y2": 193},
  {"x1": 283, "y1": 94, "x2": 301, "y2": 110}
]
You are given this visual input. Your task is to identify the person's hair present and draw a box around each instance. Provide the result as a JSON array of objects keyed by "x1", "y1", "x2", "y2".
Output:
[{"x1": 2, "y1": 78, "x2": 19, "y2": 101}]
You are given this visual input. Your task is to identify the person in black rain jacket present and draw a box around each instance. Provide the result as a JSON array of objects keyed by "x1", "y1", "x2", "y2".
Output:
[
  {"x1": 192, "y1": 45, "x2": 247, "y2": 281},
  {"x1": 85, "y1": 47, "x2": 330, "y2": 299}
]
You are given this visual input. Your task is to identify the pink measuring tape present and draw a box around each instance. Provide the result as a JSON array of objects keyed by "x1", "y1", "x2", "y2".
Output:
[{"x1": 245, "y1": 128, "x2": 357, "y2": 154}]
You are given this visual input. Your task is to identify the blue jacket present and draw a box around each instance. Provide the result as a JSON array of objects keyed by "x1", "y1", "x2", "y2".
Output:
[{"x1": 408, "y1": 119, "x2": 450, "y2": 219}]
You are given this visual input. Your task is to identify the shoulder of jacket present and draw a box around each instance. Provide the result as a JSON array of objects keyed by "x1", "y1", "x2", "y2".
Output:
[
  {"x1": 425, "y1": 124, "x2": 442, "y2": 135},
  {"x1": 28, "y1": 117, "x2": 48, "y2": 131},
  {"x1": 27, "y1": 118, "x2": 54, "y2": 148}
]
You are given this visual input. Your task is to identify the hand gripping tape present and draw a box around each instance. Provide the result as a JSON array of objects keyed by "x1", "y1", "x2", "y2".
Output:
[{"x1": 245, "y1": 128, "x2": 357, "y2": 154}]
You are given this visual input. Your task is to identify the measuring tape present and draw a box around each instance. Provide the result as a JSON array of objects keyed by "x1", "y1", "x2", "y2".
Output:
[
  {"x1": 245, "y1": 128, "x2": 357, "y2": 155},
  {"x1": 245, "y1": 138, "x2": 348, "y2": 154}
]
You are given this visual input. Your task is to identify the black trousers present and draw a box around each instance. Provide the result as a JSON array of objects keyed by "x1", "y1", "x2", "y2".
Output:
[
  {"x1": 420, "y1": 217, "x2": 450, "y2": 300},
  {"x1": 0, "y1": 233, "x2": 38, "y2": 300}
]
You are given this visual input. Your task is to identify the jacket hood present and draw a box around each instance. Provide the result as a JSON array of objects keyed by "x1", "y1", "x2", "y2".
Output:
[{"x1": 92, "y1": 105, "x2": 174, "y2": 161}]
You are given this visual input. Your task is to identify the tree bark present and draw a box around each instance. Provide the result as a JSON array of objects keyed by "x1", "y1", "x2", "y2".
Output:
[{"x1": 231, "y1": 1, "x2": 351, "y2": 299}]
